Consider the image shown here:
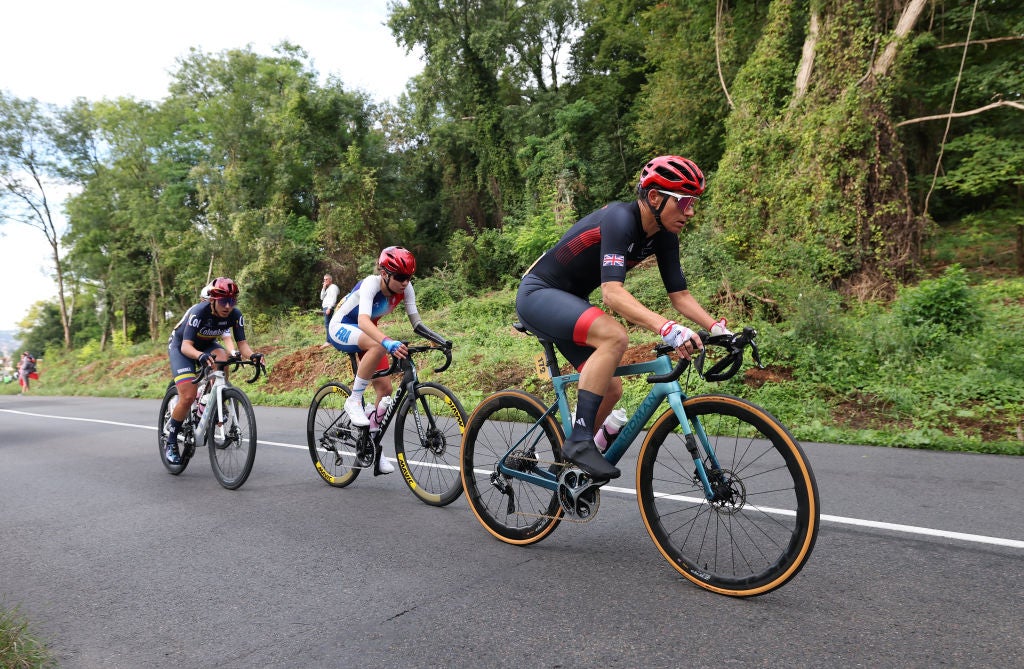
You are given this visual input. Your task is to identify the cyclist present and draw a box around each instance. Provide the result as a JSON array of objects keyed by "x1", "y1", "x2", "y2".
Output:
[
  {"x1": 326, "y1": 246, "x2": 447, "y2": 475},
  {"x1": 164, "y1": 277, "x2": 264, "y2": 465},
  {"x1": 515, "y1": 155, "x2": 731, "y2": 480}
]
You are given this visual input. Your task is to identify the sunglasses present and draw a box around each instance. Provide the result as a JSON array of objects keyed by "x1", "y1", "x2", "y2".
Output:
[
  {"x1": 388, "y1": 271, "x2": 413, "y2": 283},
  {"x1": 216, "y1": 297, "x2": 237, "y2": 308},
  {"x1": 654, "y1": 189, "x2": 699, "y2": 212}
]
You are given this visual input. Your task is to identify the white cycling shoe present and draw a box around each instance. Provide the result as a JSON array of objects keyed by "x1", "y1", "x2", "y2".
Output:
[
  {"x1": 376, "y1": 452, "x2": 395, "y2": 475},
  {"x1": 344, "y1": 396, "x2": 370, "y2": 427}
]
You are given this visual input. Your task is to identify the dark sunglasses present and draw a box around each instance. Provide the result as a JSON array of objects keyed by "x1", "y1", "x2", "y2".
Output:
[
  {"x1": 654, "y1": 189, "x2": 699, "y2": 212},
  {"x1": 388, "y1": 271, "x2": 413, "y2": 283},
  {"x1": 216, "y1": 297, "x2": 237, "y2": 308}
]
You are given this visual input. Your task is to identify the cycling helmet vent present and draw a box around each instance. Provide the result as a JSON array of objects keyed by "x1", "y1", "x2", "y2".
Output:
[
  {"x1": 638, "y1": 155, "x2": 705, "y2": 196},
  {"x1": 378, "y1": 246, "x2": 416, "y2": 276},
  {"x1": 207, "y1": 277, "x2": 239, "y2": 299}
]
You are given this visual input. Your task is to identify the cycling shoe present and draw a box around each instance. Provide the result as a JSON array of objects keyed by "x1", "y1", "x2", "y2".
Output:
[
  {"x1": 165, "y1": 439, "x2": 182, "y2": 465},
  {"x1": 560, "y1": 438, "x2": 620, "y2": 480}
]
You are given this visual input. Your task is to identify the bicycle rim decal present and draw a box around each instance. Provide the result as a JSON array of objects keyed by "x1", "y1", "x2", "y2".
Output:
[{"x1": 397, "y1": 453, "x2": 417, "y2": 490}]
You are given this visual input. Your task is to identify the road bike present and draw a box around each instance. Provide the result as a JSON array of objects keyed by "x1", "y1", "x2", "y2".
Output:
[
  {"x1": 460, "y1": 323, "x2": 820, "y2": 597},
  {"x1": 307, "y1": 339, "x2": 467, "y2": 507},
  {"x1": 158, "y1": 356, "x2": 267, "y2": 490}
]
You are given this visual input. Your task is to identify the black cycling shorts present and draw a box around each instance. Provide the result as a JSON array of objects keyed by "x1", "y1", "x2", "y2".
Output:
[{"x1": 516, "y1": 273, "x2": 605, "y2": 369}]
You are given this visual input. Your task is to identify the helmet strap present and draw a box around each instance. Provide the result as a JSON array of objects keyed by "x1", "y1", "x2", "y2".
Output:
[{"x1": 646, "y1": 191, "x2": 669, "y2": 231}]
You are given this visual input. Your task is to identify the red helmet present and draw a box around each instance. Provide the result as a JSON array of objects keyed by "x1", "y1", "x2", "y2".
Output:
[
  {"x1": 378, "y1": 246, "x2": 416, "y2": 276},
  {"x1": 207, "y1": 277, "x2": 239, "y2": 300},
  {"x1": 638, "y1": 156, "x2": 705, "y2": 196}
]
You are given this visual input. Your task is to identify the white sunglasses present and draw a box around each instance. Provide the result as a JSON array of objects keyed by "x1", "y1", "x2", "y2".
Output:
[{"x1": 654, "y1": 189, "x2": 699, "y2": 211}]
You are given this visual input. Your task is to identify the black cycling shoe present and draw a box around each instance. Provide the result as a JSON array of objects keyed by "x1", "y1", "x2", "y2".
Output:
[
  {"x1": 165, "y1": 438, "x2": 182, "y2": 465},
  {"x1": 560, "y1": 438, "x2": 621, "y2": 480}
]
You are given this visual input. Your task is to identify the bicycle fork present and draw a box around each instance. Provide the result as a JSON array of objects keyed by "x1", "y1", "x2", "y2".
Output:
[{"x1": 664, "y1": 393, "x2": 728, "y2": 502}]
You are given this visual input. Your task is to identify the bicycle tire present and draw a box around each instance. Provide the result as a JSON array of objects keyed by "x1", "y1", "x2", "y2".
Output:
[
  {"x1": 307, "y1": 382, "x2": 365, "y2": 488},
  {"x1": 207, "y1": 387, "x2": 257, "y2": 490},
  {"x1": 393, "y1": 382, "x2": 467, "y2": 506},
  {"x1": 461, "y1": 389, "x2": 565, "y2": 544},
  {"x1": 158, "y1": 383, "x2": 190, "y2": 475},
  {"x1": 636, "y1": 394, "x2": 819, "y2": 597}
]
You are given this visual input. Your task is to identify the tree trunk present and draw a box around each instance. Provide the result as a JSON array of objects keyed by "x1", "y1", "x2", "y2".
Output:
[{"x1": 871, "y1": 0, "x2": 929, "y2": 78}]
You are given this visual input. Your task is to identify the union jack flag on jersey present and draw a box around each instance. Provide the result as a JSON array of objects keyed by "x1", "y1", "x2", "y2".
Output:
[{"x1": 602, "y1": 253, "x2": 625, "y2": 267}]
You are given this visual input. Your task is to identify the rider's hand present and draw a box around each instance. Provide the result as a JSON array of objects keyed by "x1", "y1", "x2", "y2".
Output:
[
  {"x1": 660, "y1": 320, "x2": 700, "y2": 357},
  {"x1": 710, "y1": 318, "x2": 733, "y2": 338},
  {"x1": 197, "y1": 352, "x2": 213, "y2": 368},
  {"x1": 250, "y1": 352, "x2": 265, "y2": 365},
  {"x1": 381, "y1": 337, "x2": 407, "y2": 359}
]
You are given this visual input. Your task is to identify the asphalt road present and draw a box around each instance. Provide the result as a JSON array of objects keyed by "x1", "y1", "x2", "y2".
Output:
[{"x1": 2, "y1": 395, "x2": 1022, "y2": 668}]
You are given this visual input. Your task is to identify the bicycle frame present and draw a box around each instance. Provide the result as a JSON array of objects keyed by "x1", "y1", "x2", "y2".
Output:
[
  {"x1": 497, "y1": 353, "x2": 722, "y2": 499},
  {"x1": 193, "y1": 370, "x2": 230, "y2": 445},
  {"x1": 365, "y1": 357, "x2": 417, "y2": 447}
]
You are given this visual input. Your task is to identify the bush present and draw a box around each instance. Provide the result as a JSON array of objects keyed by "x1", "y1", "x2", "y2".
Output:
[{"x1": 893, "y1": 264, "x2": 980, "y2": 336}]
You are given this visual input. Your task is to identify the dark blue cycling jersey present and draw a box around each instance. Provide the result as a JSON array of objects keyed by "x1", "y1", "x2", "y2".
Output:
[
  {"x1": 167, "y1": 302, "x2": 247, "y2": 352},
  {"x1": 527, "y1": 200, "x2": 688, "y2": 297}
]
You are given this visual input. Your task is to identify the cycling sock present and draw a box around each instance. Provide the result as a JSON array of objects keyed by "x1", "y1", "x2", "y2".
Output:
[
  {"x1": 568, "y1": 389, "x2": 603, "y2": 442},
  {"x1": 351, "y1": 376, "x2": 370, "y2": 401},
  {"x1": 166, "y1": 417, "x2": 183, "y2": 443}
]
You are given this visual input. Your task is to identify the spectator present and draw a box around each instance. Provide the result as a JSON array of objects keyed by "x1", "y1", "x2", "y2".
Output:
[
  {"x1": 18, "y1": 352, "x2": 37, "y2": 395},
  {"x1": 321, "y1": 274, "x2": 341, "y2": 332}
]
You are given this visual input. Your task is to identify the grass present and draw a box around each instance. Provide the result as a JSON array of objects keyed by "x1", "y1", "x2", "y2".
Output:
[{"x1": 0, "y1": 604, "x2": 55, "y2": 669}]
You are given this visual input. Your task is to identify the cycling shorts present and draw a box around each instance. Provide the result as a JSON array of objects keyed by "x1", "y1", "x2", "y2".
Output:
[
  {"x1": 169, "y1": 343, "x2": 225, "y2": 386},
  {"x1": 326, "y1": 321, "x2": 390, "y2": 373},
  {"x1": 516, "y1": 273, "x2": 604, "y2": 369}
]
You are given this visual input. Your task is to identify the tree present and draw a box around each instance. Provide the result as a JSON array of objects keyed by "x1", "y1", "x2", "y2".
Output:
[{"x1": 0, "y1": 92, "x2": 74, "y2": 348}]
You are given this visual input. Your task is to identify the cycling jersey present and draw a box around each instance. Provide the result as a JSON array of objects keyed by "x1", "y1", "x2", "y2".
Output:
[
  {"x1": 527, "y1": 200, "x2": 687, "y2": 297},
  {"x1": 517, "y1": 200, "x2": 688, "y2": 369},
  {"x1": 168, "y1": 302, "x2": 247, "y2": 351},
  {"x1": 167, "y1": 302, "x2": 247, "y2": 385},
  {"x1": 327, "y1": 275, "x2": 419, "y2": 353}
]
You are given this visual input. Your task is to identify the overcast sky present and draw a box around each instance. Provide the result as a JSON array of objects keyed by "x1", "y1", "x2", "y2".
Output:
[{"x1": 0, "y1": 0, "x2": 422, "y2": 331}]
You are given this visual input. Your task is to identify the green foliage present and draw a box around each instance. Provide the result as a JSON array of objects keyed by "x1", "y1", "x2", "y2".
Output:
[
  {"x1": 0, "y1": 603, "x2": 55, "y2": 669},
  {"x1": 892, "y1": 265, "x2": 980, "y2": 336},
  {"x1": 446, "y1": 227, "x2": 519, "y2": 291}
]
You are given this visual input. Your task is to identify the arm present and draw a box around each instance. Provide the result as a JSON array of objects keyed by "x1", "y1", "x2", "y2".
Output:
[
  {"x1": 237, "y1": 339, "x2": 256, "y2": 359},
  {"x1": 668, "y1": 290, "x2": 717, "y2": 332},
  {"x1": 180, "y1": 339, "x2": 206, "y2": 361},
  {"x1": 601, "y1": 281, "x2": 670, "y2": 334}
]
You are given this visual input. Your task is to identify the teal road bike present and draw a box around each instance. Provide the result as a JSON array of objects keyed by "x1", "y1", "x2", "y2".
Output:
[{"x1": 460, "y1": 323, "x2": 820, "y2": 597}]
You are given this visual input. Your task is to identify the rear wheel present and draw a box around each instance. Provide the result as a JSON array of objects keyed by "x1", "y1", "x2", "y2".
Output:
[
  {"x1": 636, "y1": 394, "x2": 819, "y2": 597},
  {"x1": 394, "y1": 382, "x2": 467, "y2": 507},
  {"x1": 207, "y1": 387, "x2": 257, "y2": 490},
  {"x1": 157, "y1": 383, "x2": 190, "y2": 475},
  {"x1": 460, "y1": 389, "x2": 564, "y2": 545},
  {"x1": 307, "y1": 382, "x2": 369, "y2": 488}
]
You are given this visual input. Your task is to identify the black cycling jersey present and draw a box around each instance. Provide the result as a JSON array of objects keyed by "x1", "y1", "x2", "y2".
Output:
[
  {"x1": 167, "y1": 302, "x2": 247, "y2": 352},
  {"x1": 527, "y1": 200, "x2": 688, "y2": 297}
]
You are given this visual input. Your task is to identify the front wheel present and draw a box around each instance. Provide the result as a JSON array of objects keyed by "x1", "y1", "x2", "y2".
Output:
[
  {"x1": 307, "y1": 382, "x2": 366, "y2": 488},
  {"x1": 207, "y1": 387, "x2": 257, "y2": 490},
  {"x1": 460, "y1": 389, "x2": 565, "y2": 545},
  {"x1": 393, "y1": 382, "x2": 467, "y2": 507},
  {"x1": 158, "y1": 383, "x2": 190, "y2": 475},
  {"x1": 636, "y1": 394, "x2": 819, "y2": 597}
]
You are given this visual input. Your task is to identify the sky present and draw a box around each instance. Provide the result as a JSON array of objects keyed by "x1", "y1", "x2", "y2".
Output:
[{"x1": 0, "y1": 0, "x2": 423, "y2": 331}]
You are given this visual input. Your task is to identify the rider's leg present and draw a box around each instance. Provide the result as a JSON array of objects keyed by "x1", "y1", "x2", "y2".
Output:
[
  {"x1": 345, "y1": 337, "x2": 386, "y2": 426},
  {"x1": 560, "y1": 312, "x2": 626, "y2": 480}
]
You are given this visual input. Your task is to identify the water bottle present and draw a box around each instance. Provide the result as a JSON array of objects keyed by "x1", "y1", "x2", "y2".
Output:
[
  {"x1": 595, "y1": 408, "x2": 627, "y2": 452},
  {"x1": 367, "y1": 395, "x2": 394, "y2": 432},
  {"x1": 197, "y1": 389, "x2": 209, "y2": 416}
]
